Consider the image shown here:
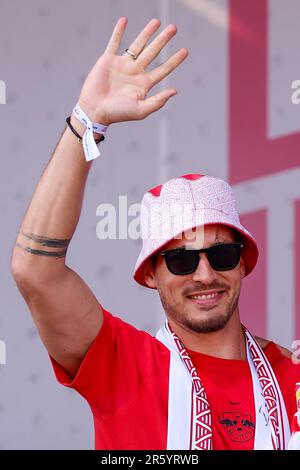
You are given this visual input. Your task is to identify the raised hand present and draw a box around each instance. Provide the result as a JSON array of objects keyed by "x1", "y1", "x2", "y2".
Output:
[{"x1": 78, "y1": 17, "x2": 188, "y2": 125}]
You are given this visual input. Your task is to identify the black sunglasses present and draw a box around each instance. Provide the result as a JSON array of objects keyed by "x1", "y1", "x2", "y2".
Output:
[{"x1": 158, "y1": 243, "x2": 243, "y2": 275}]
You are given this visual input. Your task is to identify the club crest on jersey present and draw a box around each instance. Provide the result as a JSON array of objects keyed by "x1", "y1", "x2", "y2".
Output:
[{"x1": 219, "y1": 412, "x2": 255, "y2": 442}]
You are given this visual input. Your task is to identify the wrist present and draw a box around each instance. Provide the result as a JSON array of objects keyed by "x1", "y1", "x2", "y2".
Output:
[
  {"x1": 77, "y1": 99, "x2": 110, "y2": 126},
  {"x1": 70, "y1": 114, "x2": 103, "y2": 140}
]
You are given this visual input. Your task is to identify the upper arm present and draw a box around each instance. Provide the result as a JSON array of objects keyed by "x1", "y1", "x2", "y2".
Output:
[
  {"x1": 13, "y1": 264, "x2": 103, "y2": 377},
  {"x1": 51, "y1": 309, "x2": 171, "y2": 415}
]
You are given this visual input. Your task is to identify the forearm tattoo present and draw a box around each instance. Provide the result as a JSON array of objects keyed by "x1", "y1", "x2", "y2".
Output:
[{"x1": 16, "y1": 230, "x2": 70, "y2": 258}]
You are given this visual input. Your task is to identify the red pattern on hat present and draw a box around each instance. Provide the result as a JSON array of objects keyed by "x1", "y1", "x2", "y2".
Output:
[{"x1": 148, "y1": 174, "x2": 204, "y2": 197}]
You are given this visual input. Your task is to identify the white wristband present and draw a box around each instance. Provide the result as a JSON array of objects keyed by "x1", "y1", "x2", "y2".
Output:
[{"x1": 72, "y1": 103, "x2": 108, "y2": 162}]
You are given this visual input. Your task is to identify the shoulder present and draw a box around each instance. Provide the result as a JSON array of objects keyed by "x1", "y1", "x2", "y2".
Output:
[
  {"x1": 263, "y1": 341, "x2": 299, "y2": 374},
  {"x1": 101, "y1": 307, "x2": 170, "y2": 357},
  {"x1": 255, "y1": 336, "x2": 291, "y2": 358}
]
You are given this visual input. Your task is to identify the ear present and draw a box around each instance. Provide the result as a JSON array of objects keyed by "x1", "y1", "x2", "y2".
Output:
[
  {"x1": 143, "y1": 259, "x2": 158, "y2": 289},
  {"x1": 240, "y1": 255, "x2": 246, "y2": 279}
]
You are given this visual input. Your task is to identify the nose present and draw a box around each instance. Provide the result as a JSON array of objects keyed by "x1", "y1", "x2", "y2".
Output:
[{"x1": 191, "y1": 252, "x2": 218, "y2": 283}]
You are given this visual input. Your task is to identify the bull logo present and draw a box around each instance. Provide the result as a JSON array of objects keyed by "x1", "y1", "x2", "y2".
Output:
[{"x1": 219, "y1": 412, "x2": 255, "y2": 442}]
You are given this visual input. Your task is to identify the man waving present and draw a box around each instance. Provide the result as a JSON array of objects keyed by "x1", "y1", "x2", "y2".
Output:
[{"x1": 11, "y1": 18, "x2": 299, "y2": 450}]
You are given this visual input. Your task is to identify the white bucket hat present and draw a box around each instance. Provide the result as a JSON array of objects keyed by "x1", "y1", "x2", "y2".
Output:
[{"x1": 134, "y1": 174, "x2": 259, "y2": 288}]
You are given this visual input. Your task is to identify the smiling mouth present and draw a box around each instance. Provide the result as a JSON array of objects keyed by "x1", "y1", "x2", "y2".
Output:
[{"x1": 187, "y1": 291, "x2": 225, "y2": 306}]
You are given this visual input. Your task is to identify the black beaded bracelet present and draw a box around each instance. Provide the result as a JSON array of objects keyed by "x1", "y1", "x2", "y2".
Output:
[{"x1": 66, "y1": 116, "x2": 105, "y2": 144}]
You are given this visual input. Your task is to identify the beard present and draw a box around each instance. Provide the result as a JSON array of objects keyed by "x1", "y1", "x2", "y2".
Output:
[{"x1": 158, "y1": 288, "x2": 240, "y2": 334}]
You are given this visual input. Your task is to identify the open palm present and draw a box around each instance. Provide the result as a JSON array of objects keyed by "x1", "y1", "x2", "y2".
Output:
[{"x1": 78, "y1": 18, "x2": 189, "y2": 125}]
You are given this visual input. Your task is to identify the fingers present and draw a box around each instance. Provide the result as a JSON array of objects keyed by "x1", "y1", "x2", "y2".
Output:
[
  {"x1": 148, "y1": 48, "x2": 189, "y2": 86},
  {"x1": 136, "y1": 24, "x2": 178, "y2": 69},
  {"x1": 105, "y1": 17, "x2": 128, "y2": 54},
  {"x1": 125, "y1": 18, "x2": 161, "y2": 58},
  {"x1": 137, "y1": 88, "x2": 177, "y2": 119}
]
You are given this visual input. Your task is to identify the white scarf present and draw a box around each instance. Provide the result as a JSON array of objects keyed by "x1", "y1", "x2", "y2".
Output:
[{"x1": 156, "y1": 322, "x2": 291, "y2": 450}]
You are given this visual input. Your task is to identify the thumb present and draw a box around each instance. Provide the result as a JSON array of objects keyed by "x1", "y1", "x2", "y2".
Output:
[{"x1": 137, "y1": 88, "x2": 177, "y2": 119}]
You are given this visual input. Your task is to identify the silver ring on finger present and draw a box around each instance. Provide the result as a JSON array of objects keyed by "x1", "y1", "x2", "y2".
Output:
[{"x1": 125, "y1": 48, "x2": 138, "y2": 60}]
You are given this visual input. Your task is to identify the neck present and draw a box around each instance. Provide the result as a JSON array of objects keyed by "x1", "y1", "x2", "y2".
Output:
[{"x1": 167, "y1": 309, "x2": 246, "y2": 360}]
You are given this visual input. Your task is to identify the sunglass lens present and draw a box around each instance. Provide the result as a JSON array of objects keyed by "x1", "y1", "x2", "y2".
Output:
[
  {"x1": 208, "y1": 244, "x2": 241, "y2": 271},
  {"x1": 165, "y1": 250, "x2": 199, "y2": 275}
]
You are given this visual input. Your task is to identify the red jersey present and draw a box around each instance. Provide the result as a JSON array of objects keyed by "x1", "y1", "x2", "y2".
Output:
[{"x1": 50, "y1": 305, "x2": 299, "y2": 450}]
